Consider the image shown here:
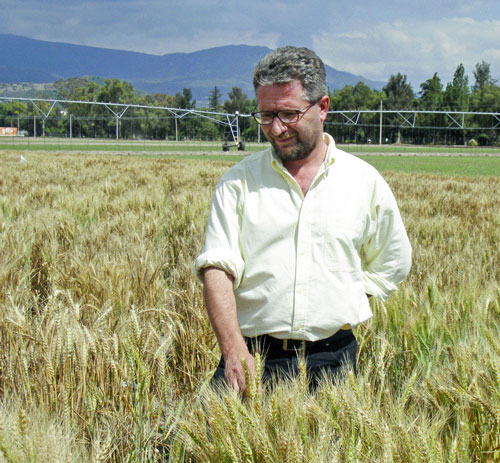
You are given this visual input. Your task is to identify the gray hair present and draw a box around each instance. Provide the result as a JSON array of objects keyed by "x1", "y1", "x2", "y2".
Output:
[{"x1": 253, "y1": 46, "x2": 329, "y2": 102}]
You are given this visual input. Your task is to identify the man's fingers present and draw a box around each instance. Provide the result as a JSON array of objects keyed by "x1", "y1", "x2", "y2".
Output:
[
  {"x1": 226, "y1": 369, "x2": 245, "y2": 393},
  {"x1": 224, "y1": 354, "x2": 255, "y2": 394},
  {"x1": 230, "y1": 375, "x2": 241, "y2": 393}
]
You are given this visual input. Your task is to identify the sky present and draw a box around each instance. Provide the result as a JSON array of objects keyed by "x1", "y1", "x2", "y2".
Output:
[{"x1": 1, "y1": 0, "x2": 499, "y2": 90}]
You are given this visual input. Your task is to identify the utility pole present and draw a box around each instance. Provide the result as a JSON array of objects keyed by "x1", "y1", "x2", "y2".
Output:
[
  {"x1": 235, "y1": 111, "x2": 239, "y2": 146},
  {"x1": 379, "y1": 99, "x2": 383, "y2": 145}
]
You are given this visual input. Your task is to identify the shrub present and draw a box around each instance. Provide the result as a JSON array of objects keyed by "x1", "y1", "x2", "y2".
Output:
[{"x1": 477, "y1": 133, "x2": 490, "y2": 146}]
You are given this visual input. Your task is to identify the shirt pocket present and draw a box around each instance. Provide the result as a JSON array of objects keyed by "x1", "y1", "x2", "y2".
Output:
[
  {"x1": 318, "y1": 209, "x2": 370, "y2": 273},
  {"x1": 319, "y1": 226, "x2": 361, "y2": 272}
]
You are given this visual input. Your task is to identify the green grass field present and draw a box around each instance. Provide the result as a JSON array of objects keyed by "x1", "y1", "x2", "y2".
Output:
[
  {"x1": 359, "y1": 155, "x2": 500, "y2": 177},
  {"x1": 1, "y1": 136, "x2": 500, "y2": 156},
  {"x1": 154, "y1": 153, "x2": 500, "y2": 177},
  {"x1": 5, "y1": 140, "x2": 500, "y2": 177}
]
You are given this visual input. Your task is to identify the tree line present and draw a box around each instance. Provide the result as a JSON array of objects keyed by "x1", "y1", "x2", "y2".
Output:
[
  {"x1": 328, "y1": 61, "x2": 499, "y2": 145},
  {"x1": 0, "y1": 61, "x2": 499, "y2": 145}
]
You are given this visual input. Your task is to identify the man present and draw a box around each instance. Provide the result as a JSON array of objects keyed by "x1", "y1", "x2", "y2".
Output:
[{"x1": 195, "y1": 46, "x2": 412, "y2": 393}]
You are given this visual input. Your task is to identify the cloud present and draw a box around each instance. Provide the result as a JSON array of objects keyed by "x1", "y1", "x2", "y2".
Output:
[
  {"x1": 313, "y1": 17, "x2": 500, "y2": 87},
  {"x1": 1, "y1": 0, "x2": 499, "y2": 89},
  {"x1": 0, "y1": 0, "x2": 322, "y2": 53}
]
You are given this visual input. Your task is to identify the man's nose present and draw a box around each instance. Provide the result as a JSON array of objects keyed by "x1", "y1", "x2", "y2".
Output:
[{"x1": 269, "y1": 116, "x2": 288, "y2": 136}]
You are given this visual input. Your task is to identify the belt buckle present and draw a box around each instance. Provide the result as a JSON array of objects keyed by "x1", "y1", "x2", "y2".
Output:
[{"x1": 282, "y1": 339, "x2": 305, "y2": 352}]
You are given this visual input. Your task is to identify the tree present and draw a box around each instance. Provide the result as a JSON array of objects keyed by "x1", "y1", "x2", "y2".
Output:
[
  {"x1": 329, "y1": 82, "x2": 381, "y2": 143},
  {"x1": 473, "y1": 60, "x2": 498, "y2": 92},
  {"x1": 470, "y1": 83, "x2": 500, "y2": 113},
  {"x1": 0, "y1": 101, "x2": 28, "y2": 135},
  {"x1": 54, "y1": 77, "x2": 97, "y2": 100},
  {"x1": 223, "y1": 87, "x2": 252, "y2": 114},
  {"x1": 223, "y1": 87, "x2": 255, "y2": 141},
  {"x1": 440, "y1": 64, "x2": 471, "y2": 144},
  {"x1": 418, "y1": 73, "x2": 443, "y2": 110},
  {"x1": 174, "y1": 88, "x2": 196, "y2": 109},
  {"x1": 137, "y1": 92, "x2": 177, "y2": 139},
  {"x1": 92, "y1": 79, "x2": 136, "y2": 138},
  {"x1": 443, "y1": 64, "x2": 469, "y2": 111},
  {"x1": 330, "y1": 82, "x2": 380, "y2": 110},
  {"x1": 97, "y1": 78, "x2": 136, "y2": 104},
  {"x1": 382, "y1": 74, "x2": 415, "y2": 143},
  {"x1": 471, "y1": 61, "x2": 500, "y2": 113},
  {"x1": 383, "y1": 73, "x2": 415, "y2": 109},
  {"x1": 0, "y1": 101, "x2": 27, "y2": 116},
  {"x1": 416, "y1": 73, "x2": 445, "y2": 143},
  {"x1": 68, "y1": 82, "x2": 99, "y2": 113},
  {"x1": 208, "y1": 86, "x2": 223, "y2": 112}
]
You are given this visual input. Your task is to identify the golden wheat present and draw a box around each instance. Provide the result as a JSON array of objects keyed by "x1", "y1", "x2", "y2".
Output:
[{"x1": 1, "y1": 150, "x2": 499, "y2": 461}]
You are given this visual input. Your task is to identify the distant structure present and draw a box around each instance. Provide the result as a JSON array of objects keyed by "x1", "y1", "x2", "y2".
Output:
[{"x1": 0, "y1": 127, "x2": 18, "y2": 136}]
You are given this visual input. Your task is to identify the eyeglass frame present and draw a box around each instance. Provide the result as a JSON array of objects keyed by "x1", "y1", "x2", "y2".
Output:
[{"x1": 251, "y1": 99, "x2": 321, "y2": 126}]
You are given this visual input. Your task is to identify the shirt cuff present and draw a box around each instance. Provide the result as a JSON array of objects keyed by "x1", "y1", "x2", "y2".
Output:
[
  {"x1": 193, "y1": 248, "x2": 245, "y2": 289},
  {"x1": 362, "y1": 271, "x2": 398, "y2": 301}
]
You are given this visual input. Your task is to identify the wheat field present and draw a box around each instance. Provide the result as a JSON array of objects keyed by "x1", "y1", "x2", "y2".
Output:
[{"x1": 0, "y1": 150, "x2": 499, "y2": 462}]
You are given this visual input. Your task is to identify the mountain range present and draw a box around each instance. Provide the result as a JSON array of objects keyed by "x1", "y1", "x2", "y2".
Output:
[{"x1": 0, "y1": 34, "x2": 384, "y2": 105}]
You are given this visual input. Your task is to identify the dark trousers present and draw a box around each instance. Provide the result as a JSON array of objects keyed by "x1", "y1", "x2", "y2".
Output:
[{"x1": 212, "y1": 329, "x2": 357, "y2": 389}]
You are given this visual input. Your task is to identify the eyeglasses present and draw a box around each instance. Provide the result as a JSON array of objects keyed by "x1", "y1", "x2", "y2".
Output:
[{"x1": 251, "y1": 101, "x2": 318, "y2": 125}]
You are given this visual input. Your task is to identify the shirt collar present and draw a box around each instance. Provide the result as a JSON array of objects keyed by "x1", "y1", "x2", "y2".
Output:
[{"x1": 323, "y1": 133, "x2": 336, "y2": 168}]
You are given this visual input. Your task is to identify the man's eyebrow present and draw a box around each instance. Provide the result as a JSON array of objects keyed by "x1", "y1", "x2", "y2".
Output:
[{"x1": 259, "y1": 108, "x2": 300, "y2": 112}]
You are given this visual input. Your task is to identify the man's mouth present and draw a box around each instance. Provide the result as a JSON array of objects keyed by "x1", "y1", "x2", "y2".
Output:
[{"x1": 274, "y1": 134, "x2": 296, "y2": 146}]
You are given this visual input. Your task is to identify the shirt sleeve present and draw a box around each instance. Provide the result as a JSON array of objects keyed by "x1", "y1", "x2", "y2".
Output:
[
  {"x1": 361, "y1": 181, "x2": 412, "y2": 300},
  {"x1": 194, "y1": 178, "x2": 245, "y2": 288}
]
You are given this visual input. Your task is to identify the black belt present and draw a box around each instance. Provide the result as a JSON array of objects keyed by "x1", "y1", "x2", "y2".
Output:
[{"x1": 245, "y1": 329, "x2": 355, "y2": 359}]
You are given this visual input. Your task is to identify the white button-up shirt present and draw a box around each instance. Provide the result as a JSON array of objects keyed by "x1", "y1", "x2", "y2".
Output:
[{"x1": 195, "y1": 134, "x2": 412, "y2": 341}]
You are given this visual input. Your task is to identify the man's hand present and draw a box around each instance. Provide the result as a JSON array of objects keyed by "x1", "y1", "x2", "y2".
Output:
[
  {"x1": 223, "y1": 346, "x2": 255, "y2": 394},
  {"x1": 203, "y1": 266, "x2": 255, "y2": 394}
]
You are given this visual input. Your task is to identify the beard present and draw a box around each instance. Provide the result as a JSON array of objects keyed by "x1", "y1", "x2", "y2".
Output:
[
  {"x1": 271, "y1": 136, "x2": 317, "y2": 162},
  {"x1": 268, "y1": 124, "x2": 322, "y2": 162}
]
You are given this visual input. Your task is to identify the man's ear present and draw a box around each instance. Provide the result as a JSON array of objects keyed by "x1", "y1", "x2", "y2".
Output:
[{"x1": 318, "y1": 95, "x2": 330, "y2": 122}]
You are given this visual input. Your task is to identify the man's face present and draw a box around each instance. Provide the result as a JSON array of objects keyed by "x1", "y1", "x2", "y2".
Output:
[{"x1": 256, "y1": 80, "x2": 328, "y2": 162}]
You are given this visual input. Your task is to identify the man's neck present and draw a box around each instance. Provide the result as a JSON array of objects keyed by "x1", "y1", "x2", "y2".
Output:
[{"x1": 284, "y1": 137, "x2": 328, "y2": 195}]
